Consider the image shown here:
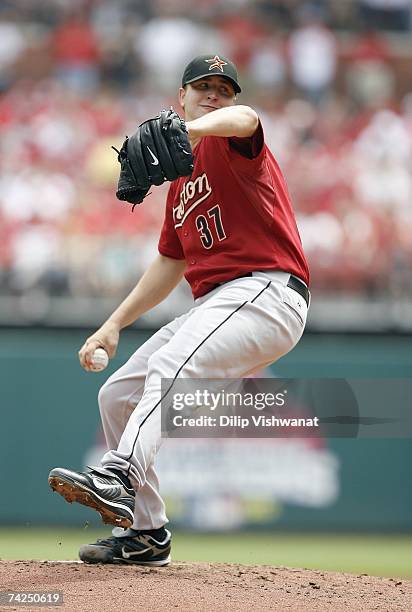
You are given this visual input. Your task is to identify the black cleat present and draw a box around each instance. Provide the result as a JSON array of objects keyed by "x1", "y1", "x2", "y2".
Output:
[
  {"x1": 48, "y1": 466, "x2": 135, "y2": 528},
  {"x1": 79, "y1": 527, "x2": 171, "y2": 566}
]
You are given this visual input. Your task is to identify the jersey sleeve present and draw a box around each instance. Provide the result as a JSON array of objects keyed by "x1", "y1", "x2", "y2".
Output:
[
  {"x1": 228, "y1": 120, "x2": 265, "y2": 168},
  {"x1": 158, "y1": 183, "x2": 185, "y2": 260},
  {"x1": 220, "y1": 120, "x2": 277, "y2": 228}
]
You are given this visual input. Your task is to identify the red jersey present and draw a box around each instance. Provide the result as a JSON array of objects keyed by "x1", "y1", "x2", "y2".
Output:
[{"x1": 158, "y1": 121, "x2": 309, "y2": 299}]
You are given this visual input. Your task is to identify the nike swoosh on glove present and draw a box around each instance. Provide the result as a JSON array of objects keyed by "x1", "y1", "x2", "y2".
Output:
[{"x1": 113, "y1": 108, "x2": 194, "y2": 209}]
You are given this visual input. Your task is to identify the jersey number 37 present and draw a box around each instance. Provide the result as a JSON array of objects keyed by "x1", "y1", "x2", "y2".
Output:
[{"x1": 195, "y1": 205, "x2": 226, "y2": 249}]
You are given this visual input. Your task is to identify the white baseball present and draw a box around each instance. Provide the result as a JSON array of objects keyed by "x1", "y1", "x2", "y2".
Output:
[{"x1": 90, "y1": 348, "x2": 109, "y2": 372}]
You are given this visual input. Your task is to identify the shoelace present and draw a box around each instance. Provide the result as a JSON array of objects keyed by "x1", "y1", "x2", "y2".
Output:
[{"x1": 96, "y1": 531, "x2": 143, "y2": 546}]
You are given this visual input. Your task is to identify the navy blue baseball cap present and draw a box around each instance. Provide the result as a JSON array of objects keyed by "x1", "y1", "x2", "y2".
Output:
[{"x1": 182, "y1": 54, "x2": 241, "y2": 94}]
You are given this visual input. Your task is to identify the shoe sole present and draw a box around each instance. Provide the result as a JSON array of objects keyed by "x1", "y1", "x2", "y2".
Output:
[
  {"x1": 79, "y1": 545, "x2": 171, "y2": 566},
  {"x1": 48, "y1": 476, "x2": 132, "y2": 528}
]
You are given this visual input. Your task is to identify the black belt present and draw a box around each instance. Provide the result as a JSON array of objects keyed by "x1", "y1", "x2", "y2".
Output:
[
  {"x1": 211, "y1": 272, "x2": 310, "y2": 306},
  {"x1": 245, "y1": 272, "x2": 310, "y2": 306},
  {"x1": 286, "y1": 275, "x2": 310, "y2": 307}
]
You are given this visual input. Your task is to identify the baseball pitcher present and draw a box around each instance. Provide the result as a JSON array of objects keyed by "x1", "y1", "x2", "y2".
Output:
[{"x1": 49, "y1": 54, "x2": 310, "y2": 566}]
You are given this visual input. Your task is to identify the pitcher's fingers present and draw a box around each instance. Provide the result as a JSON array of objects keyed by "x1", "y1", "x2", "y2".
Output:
[
  {"x1": 79, "y1": 340, "x2": 98, "y2": 370},
  {"x1": 78, "y1": 341, "x2": 91, "y2": 367},
  {"x1": 78, "y1": 345, "x2": 87, "y2": 369},
  {"x1": 85, "y1": 341, "x2": 101, "y2": 369}
]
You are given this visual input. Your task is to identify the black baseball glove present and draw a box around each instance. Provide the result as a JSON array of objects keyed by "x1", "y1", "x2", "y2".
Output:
[{"x1": 113, "y1": 108, "x2": 194, "y2": 208}]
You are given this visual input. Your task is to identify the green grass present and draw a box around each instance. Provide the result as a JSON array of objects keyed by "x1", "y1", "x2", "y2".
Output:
[{"x1": 0, "y1": 528, "x2": 411, "y2": 579}]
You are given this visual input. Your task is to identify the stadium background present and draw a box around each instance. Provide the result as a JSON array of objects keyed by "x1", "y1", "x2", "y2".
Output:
[{"x1": 0, "y1": 0, "x2": 411, "y2": 577}]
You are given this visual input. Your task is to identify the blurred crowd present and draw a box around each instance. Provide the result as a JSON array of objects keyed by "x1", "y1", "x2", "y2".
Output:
[{"x1": 1, "y1": 0, "x2": 412, "y2": 317}]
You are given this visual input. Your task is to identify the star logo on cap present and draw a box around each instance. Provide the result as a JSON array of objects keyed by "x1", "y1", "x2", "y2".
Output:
[{"x1": 205, "y1": 55, "x2": 227, "y2": 72}]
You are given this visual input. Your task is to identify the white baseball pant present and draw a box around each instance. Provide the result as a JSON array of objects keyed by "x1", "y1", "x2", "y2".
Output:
[{"x1": 98, "y1": 271, "x2": 308, "y2": 529}]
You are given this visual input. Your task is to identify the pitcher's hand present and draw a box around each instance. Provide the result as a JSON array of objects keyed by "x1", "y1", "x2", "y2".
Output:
[{"x1": 78, "y1": 320, "x2": 120, "y2": 371}]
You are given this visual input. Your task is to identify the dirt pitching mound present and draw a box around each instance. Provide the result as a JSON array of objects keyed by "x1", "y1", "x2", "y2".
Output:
[{"x1": 0, "y1": 560, "x2": 410, "y2": 611}]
